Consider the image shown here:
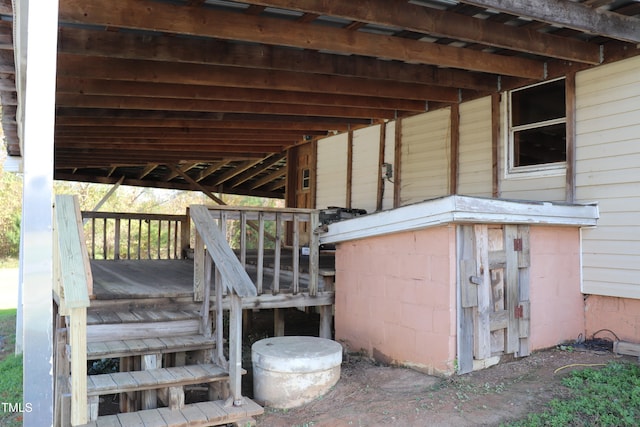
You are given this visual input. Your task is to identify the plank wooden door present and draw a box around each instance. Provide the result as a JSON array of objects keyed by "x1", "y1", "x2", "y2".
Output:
[{"x1": 458, "y1": 224, "x2": 530, "y2": 374}]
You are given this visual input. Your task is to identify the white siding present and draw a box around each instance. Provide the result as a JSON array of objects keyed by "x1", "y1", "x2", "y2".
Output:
[
  {"x1": 382, "y1": 121, "x2": 396, "y2": 210},
  {"x1": 316, "y1": 133, "x2": 348, "y2": 209},
  {"x1": 458, "y1": 97, "x2": 492, "y2": 197},
  {"x1": 351, "y1": 125, "x2": 381, "y2": 213},
  {"x1": 576, "y1": 55, "x2": 640, "y2": 299},
  {"x1": 400, "y1": 108, "x2": 451, "y2": 205}
]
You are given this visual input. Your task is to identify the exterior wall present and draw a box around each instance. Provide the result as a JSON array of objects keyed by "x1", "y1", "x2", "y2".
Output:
[
  {"x1": 351, "y1": 125, "x2": 381, "y2": 213},
  {"x1": 575, "y1": 54, "x2": 640, "y2": 300},
  {"x1": 585, "y1": 296, "x2": 640, "y2": 343},
  {"x1": 334, "y1": 226, "x2": 457, "y2": 375},
  {"x1": 316, "y1": 133, "x2": 348, "y2": 209},
  {"x1": 458, "y1": 97, "x2": 493, "y2": 197},
  {"x1": 400, "y1": 108, "x2": 451, "y2": 205},
  {"x1": 528, "y1": 226, "x2": 585, "y2": 350}
]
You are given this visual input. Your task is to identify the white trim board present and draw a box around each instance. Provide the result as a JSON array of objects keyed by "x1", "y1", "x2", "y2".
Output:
[{"x1": 320, "y1": 195, "x2": 599, "y2": 244}]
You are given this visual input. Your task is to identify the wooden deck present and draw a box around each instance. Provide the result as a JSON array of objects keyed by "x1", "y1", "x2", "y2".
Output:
[{"x1": 91, "y1": 250, "x2": 335, "y2": 301}]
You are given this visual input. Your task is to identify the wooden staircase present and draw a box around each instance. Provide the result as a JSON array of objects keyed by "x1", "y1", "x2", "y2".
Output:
[
  {"x1": 78, "y1": 305, "x2": 263, "y2": 427},
  {"x1": 53, "y1": 197, "x2": 264, "y2": 427}
]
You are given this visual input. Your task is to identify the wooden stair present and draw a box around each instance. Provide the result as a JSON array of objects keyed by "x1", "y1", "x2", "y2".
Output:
[
  {"x1": 80, "y1": 306, "x2": 263, "y2": 427},
  {"x1": 79, "y1": 399, "x2": 264, "y2": 427}
]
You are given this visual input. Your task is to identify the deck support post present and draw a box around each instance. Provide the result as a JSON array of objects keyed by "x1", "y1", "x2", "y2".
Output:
[
  {"x1": 229, "y1": 293, "x2": 244, "y2": 405},
  {"x1": 69, "y1": 308, "x2": 88, "y2": 426},
  {"x1": 319, "y1": 305, "x2": 332, "y2": 339},
  {"x1": 274, "y1": 308, "x2": 285, "y2": 337},
  {"x1": 141, "y1": 354, "x2": 161, "y2": 409}
]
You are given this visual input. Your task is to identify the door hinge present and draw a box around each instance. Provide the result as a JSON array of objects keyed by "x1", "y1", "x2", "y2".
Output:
[
  {"x1": 514, "y1": 305, "x2": 524, "y2": 319},
  {"x1": 513, "y1": 238, "x2": 523, "y2": 252}
]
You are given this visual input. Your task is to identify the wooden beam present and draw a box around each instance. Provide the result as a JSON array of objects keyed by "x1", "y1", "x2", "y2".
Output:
[
  {"x1": 168, "y1": 164, "x2": 226, "y2": 205},
  {"x1": 241, "y1": 0, "x2": 600, "y2": 64},
  {"x1": 250, "y1": 166, "x2": 287, "y2": 190},
  {"x1": 54, "y1": 171, "x2": 285, "y2": 199},
  {"x1": 57, "y1": 27, "x2": 499, "y2": 92},
  {"x1": 55, "y1": 108, "x2": 372, "y2": 127},
  {"x1": 449, "y1": 104, "x2": 459, "y2": 195},
  {"x1": 58, "y1": 0, "x2": 545, "y2": 78},
  {"x1": 209, "y1": 159, "x2": 264, "y2": 187},
  {"x1": 228, "y1": 154, "x2": 286, "y2": 189},
  {"x1": 54, "y1": 93, "x2": 399, "y2": 119},
  {"x1": 55, "y1": 77, "x2": 430, "y2": 112},
  {"x1": 55, "y1": 128, "x2": 321, "y2": 140},
  {"x1": 56, "y1": 54, "x2": 460, "y2": 103},
  {"x1": 195, "y1": 161, "x2": 231, "y2": 183},
  {"x1": 458, "y1": 0, "x2": 640, "y2": 44}
]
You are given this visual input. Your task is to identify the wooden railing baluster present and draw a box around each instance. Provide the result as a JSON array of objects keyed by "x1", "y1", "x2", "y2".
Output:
[{"x1": 257, "y1": 212, "x2": 264, "y2": 295}]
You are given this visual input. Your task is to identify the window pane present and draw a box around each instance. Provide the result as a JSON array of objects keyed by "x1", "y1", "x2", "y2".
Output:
[
  {"x1": 512, "y1": 79, "x2": 565, "y2": 126},
  {"x1": 513, "y1": 123, "x2": 566, "y2": 167}
]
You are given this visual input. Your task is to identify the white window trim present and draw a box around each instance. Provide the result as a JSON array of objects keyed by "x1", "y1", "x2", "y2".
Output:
[{"x1": 504, "y1": 78, "x2": 567, "y2": 179}]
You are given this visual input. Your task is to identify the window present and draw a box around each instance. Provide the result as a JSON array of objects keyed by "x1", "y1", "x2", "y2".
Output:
[
  {"x1": 301, "y1": 168, "x2": 311, "y2": 190},
  {"x1": 508, "y1": 78, "x2": 566, "y2": 174}
]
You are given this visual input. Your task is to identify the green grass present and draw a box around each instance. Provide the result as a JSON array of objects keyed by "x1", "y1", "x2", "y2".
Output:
[
  {"x1": 0, "y1": 257, "x2": 19, "y2": 269},
  {"x1": 0, "y1": 308, "x2": 23, "y2": 427},
  {"x1": 503, "y1": 362, "x2": 640, "y2": 427}
]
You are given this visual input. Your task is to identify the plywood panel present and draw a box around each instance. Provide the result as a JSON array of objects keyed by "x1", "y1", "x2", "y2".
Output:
[
  {"x1": 316, "y1": 133, "x2": 348, "y2": 209},
  {"x1": 400, "y1": 108, "x2": 450, "y2": 205},
  {"x1": 576, "y1": 54, "x2": 640, "y2": 299},
  {"x1": 458, "y1": 97, "x2": 492, "y2": 197}
]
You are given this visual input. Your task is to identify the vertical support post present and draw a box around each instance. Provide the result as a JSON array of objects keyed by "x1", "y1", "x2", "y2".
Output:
[
  {"x1": 141, "y1": 354, "x2": 161, "y2": 410},
  {"x1": 114, "y1": 218, "x2": 121, "y2": 260},
  {"x1": 274, "y1": 308, "x2": 285, "y2": 337},
  {"x1": 319, "y1": 305, "x2": 332, "y2": 339},
  {"x1": 18, "y1": 1, "x2": 59, "y2": 424},
  {"x1": 309, "y1": 212, "x2": 320, "y2": 297},
  {"x1": 229, "y1": 293, "x2": 243, "y2": 406},
  {"x1": 565, "y1": 72, "x2": 577, "y2": 203},
  {"x1": 240, "y1": 211, "x2": 247, "y2": 268},
  {"x1": 69, "y1": 308, "x2": 88, "y2": 425},
  {"x1": 292, "y1": 214, "x2": 300, "y2": 294},
  {"x1": 393, "y1": 117, "x2": 403, "y2": 208},
  {"x1": 182, "y1": 207, "x2": 191, "y2": 259},
  {"x1": 491, "y1": 93, "x2": 500, "y2": 198},
  {"x1": 127, "y1": 219, "x2": 132, "y2": 259},
  {"x1": 215, "y1": 267, "x2": 225, "y2": 367},
  {"x1": 273, "y1": 212, "x2": 282, "y2": 295},
  {"x1": 256, "y1": 212, "x2": 264, "y2": 295},
  {"x1": 193, "y1": 231, "x2": 205, "y2": 302},
  {"x1": 201, "y1": 254, "x2": 212, "y2": 337},
  {"x1": 376, "y1": 121, "x2": 387, "y2": 212}
]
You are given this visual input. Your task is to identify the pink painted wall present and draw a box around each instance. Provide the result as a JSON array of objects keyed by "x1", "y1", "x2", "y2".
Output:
[
  {"x1": 334, "y1": 224, "x2": 587, "y2": 375},
  {"x1": 585, "y1": 296, "x2": 640, "y2": 343},
  {"x1": 528, "y1": 226, "x2": 585, "y2": 350},
  {"x1": 334, "y1": 226, "x2": 457, "y2": 375}
]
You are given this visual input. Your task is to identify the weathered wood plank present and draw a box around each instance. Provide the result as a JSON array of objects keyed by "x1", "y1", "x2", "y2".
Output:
[
  {"x1": 473, "y1": 224, "x2": 492, "y2": 360},
  {"x1": 190, "y1": 205, "x2": 257, "y2": 297},
  {"x1": 229, "y1": 294, "x2": 243, "y2": 404},
  {"x1": 504, "y1": 225, "x2": 521, "y2": 355},
  {"x1": 70, "y1": 308, "x2": 89, "y2": 426}
]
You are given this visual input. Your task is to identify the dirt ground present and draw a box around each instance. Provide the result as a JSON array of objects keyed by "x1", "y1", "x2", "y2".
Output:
[{"x1": 247, "y1": 310, "x2": 634, "y2": 427}]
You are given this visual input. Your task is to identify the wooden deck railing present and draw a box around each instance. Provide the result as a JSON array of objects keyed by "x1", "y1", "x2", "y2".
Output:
[
  {"x1": 81, "y1": 211, "x2": 190, "y2": 260},
  {"x1": 190, "y1": 205, "x2": 257, "y2": 406},
  {"x1": 53, "y1": 195, "x2": 93, "y2": 426},
  {"x1": 204, "y1": 205, "x2": 321, "y2": 297}
]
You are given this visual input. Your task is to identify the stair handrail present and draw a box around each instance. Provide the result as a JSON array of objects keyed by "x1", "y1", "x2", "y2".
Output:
[
  {"x1": 190, "y1": 205, "x2": 257, "y2": 298},
  {"x1": 53, "y1": 194, "x2": 92, "y2": 426},
  {"x1": 190, "y1": 204, "x2": 257, "y2": 406}
]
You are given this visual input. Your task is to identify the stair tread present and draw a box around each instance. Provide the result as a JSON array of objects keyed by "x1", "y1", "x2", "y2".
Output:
[
  {"x1": 87, "y1": 335, "x2": 216, "y2": 359},
  {"x1": 87, "y1": 309, "x2": 200, "y2": 326},
  {"x1": 88, "y1": 363, "x2": 228, "y2": 395},
  {"x1": 79, "y1": 398, "x2": 264, "y2": 427}
]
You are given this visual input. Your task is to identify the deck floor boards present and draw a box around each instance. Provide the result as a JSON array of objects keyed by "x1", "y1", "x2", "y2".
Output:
[{"x1": 90, "y1": 252, "x2": 334, "y2": 300}]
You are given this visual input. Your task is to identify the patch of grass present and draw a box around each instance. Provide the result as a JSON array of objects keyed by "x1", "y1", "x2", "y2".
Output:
[
  {"x1": 0, "y1": 257, "x2": 19, "y2": 269},
  {"x1": 0, "y1": 308, "x2": 22, "y2": 427},
  {"x1": 503, "y1": 362, "x2": 640, "y2": 427}
]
